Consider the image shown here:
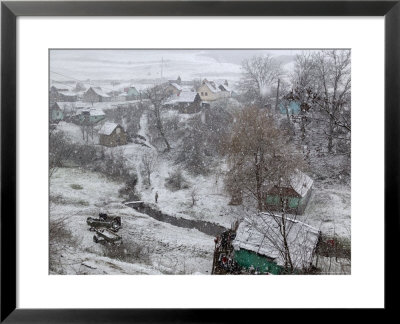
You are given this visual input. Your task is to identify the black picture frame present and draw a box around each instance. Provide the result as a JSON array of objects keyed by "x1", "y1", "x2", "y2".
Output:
[{"x1": 1, "y1": 1, "x2": 399, "y2": 322}]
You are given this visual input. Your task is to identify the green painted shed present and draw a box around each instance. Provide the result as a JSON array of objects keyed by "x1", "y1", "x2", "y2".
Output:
[
  {"x1": 232, "y1": 213, "x2": 321, "y2": 274},
  {"x1": 127, "y1": 86, "x2": 140, "y2": 99},
  {"x1": 76, "y1": 108, "x2": 105, "y2": 124},
  {"x1": 263, "y1": 170, "x2": 313, "y2": 215},
  {"x1": 49, "y1": 102, "x2": 64, "y2": 122}
]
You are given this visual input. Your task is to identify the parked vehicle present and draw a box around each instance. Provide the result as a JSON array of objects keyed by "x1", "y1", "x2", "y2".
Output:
[
  {"x1": 86, "y1": 213, "x2": 121, "y2": 232},
  {"x1": 93, "y1": 228, "x2": 123, "y2": 246}
]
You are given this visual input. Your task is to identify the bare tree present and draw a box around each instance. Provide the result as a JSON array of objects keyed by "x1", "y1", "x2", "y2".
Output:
[
  {"x1": 284, "y1": 49, "x2": 351, "y2": 185},
  {"x1": 49, "y1": 131, "x2": 74, "y2": 178},
  {"x1": 241, "y1": 55, "x2": 284, "y2": 106},
  {"x1": 190, "y1": 187, "x2": 198, "y2": 207},
  {"x1": 223, "y1": 106, "x2": 304, "y2": 211},
  {"x1": 141, "y1": 152, "x2": 157, "y2": 186},
  {"x1": 146, "y1": 84, "x2": 172, "y2": 151},
  {"x1": 312, "y1": 50, "x2": 351, "y2": 153}
]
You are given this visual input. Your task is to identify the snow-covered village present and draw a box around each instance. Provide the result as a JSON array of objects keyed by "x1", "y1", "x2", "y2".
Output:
[{"x1": 49, "y1": 49, "x2": 351, "y2": 275}]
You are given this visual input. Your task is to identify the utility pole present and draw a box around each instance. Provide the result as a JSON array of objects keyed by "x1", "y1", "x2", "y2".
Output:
[
  {"x1": 160, "y1": 57, "x2": 163, "y2": 83},
  {"x1": 275, "y1": 78, "x2": 280, "y2": 112}
]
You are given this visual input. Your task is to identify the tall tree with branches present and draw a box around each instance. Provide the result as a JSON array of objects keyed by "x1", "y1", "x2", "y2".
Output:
[
  {"x1": 241, "y1": 55, "x2": 284, "y2": 107},
  {"x1": 224, "y1": 106, "x2": 304, "y2": 211},
  {"x1": 146, "y1": 84, "x2": 173, "y2": 151}
]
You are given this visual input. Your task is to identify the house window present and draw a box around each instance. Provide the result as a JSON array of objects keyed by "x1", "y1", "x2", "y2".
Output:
[
  {"x1": 116, "y1": 128, "x2": 121, "y2": 134},
  {"x1": 205, "y1": 92, "x2": 208, "y2": 96},
  {"x1": 201, "y1": 92, "x2": 204, "y2": 96}
]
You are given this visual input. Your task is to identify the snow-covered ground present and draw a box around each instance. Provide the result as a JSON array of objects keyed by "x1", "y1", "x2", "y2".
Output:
[
  {"x1": 50, "y1": 168, "x2": 215, "y2": 275},
  {"x1": 300, "y1": 182, "x2": 351, "y2": 238},
  {"x1": 51, "y1": 108, "x2": 351, "y2": 275}
]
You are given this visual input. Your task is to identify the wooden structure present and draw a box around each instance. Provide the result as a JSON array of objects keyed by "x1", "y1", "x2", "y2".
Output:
[
  {"x1": 49, "y1": 102, "x2": 64, "y2": 122},
  {"x1": 126, "y1": 86, "x2": 140, "y2": 100},
  {"x1": 83, "y1": 87, "x2": 111, "y2": 103},
  {"x1": 263, "y1": 170, "x2": 313, "y2": 215},
  {"x1": 49, "y1": 86, "x2": 77, "y2": 103},
  {"x1": 211, "y1": 228, "x2": 239, "y2": 274},
  {"x1": 232, "y1": 213, "x2": 321, "y2": 274},
  {"x1": 165, "y1": 82, "x2": 183, "y2": 96},
  {"x1": 75, "y1": 108, "x2": 105, "y2": 124},
  {"x1": 98, "y1": 122, "x2": 127, "y2": 147},
  {"x1": 163, "y1": 91, "x2": 202, "y2": 113}
]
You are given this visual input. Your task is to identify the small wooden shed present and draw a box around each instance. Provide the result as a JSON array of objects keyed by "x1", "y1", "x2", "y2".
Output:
[
  {"x1": 126, "y1": 86, "x2": 140, "y2": 100},
  {"x1": 49, "y1": 102, "x2": 64, "y2": 122},
  {"x1": 263, "y1": 170, "x2": 313, "y2": 215},
  {"x1": 232, "y1": 213, "x2": 321, "y2": 274},
  {"x1": 163, "y1": 91, "x2": 202, "y2": 113},
  {"x1": 98, "y1": 122, "x2": 127, "y2": 147},
  {"x1": 83, "y1": 87, "x2": 111, "y2": 103}
]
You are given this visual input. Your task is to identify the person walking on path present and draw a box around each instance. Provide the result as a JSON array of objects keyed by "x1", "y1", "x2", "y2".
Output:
[{"x1": 155, "y1": 191, "x2": 159, "y2": 203}]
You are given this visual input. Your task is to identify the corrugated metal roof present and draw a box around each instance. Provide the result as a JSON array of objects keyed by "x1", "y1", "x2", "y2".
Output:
[{"x1": 233, "y1": 213, "x2": 320, "y2": 269}]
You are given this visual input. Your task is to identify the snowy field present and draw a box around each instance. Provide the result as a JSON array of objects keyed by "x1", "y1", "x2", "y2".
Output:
[
  {"x1": 51, "y1": 107, "x2": 351, "y2": 275},
  {"x1": 50, "y1": 168, "x2": 215, "y2": 275},
  {"x1": 49, "y1": 164, "x2": 350, "y2": 275}
]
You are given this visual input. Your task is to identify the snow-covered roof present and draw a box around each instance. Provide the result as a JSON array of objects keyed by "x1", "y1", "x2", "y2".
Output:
[
  {"x1": 289, "y1": 170, "x2": 313, "y2": 197},
  {"x1": 203, "y1": 81, "x2": 220, "y2": 93},
  {"x1": 232, "y1": 213, "x2": 320, "y2": 269},
  {"x1": 164, "y1": 91, "x2": 199, "y2": 105},
  {"x1": 88, "y1": 109, "x2": 105, "y2": 117},
  {"x1": 218, "y1": 84, "x2": 231, "y2": 92},
  {"x1": 50, "y1": 102, "x2": 61, "y2": 110},
  {"x1": 98, "y1": 122, "x2": 121, "y2": 135},
  {"x1": 79, "y1": 108, "x2": 105, "y2": 117},
  {"x1": 50, "y1": 83, "x2": 70, "y2": 91},
  {"x1": 265, "y1": 170, "x2": 313, "y2": 198},
  {"x1": 88, "y1": 87, "x2": 111, "y2": 98},
  {"x1": 58, "y1": 91, "x2": 77, "y2": 97},
  {"x1": 202, "y1": 80, "x2": 231, "y2": 94},
  {"x1": 170, "y1": 83, "x2": 183, "y2": 91}
]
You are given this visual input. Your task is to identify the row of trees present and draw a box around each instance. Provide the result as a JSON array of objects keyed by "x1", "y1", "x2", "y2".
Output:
[{"x1": 241, "y1": 50, "x2": 351, "y2": 156}]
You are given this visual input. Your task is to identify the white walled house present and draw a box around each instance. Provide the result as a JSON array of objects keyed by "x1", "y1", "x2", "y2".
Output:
[{"x1": 197, "y1": 79, "x2": 231, "y2": 101}]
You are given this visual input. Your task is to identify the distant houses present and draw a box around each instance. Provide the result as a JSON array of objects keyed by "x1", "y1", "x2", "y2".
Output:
[
  {"x1": 166, "y1": 82, "x2": 183, "y2": 96},
  {"x1": 126, "y1": 86, "x2": 140, "y2": 100},
  {"x1": 74, "y1": 107, "x2": 105, "y2": 124},
  {"x1": 50, "y1": 85, "x2": 78, "y2": 103},
  {"x1": 279, "y1": 101, "x2": 301, "y2": 115},
  {"x1": 98, "y1": 122, "x2": 127, "y2": 147},
  {"x1": 83, "y1": 87, "x2": 111, "y2": 103},
  {"x1": 197, "y1": 79, "x2": 231, "y2": 101},
  {"x1": 163, "y1": 91, "x2": 202, "y2": 113},
  {"x1": 262, "y1": 170, "x2": 313, "y2": 215},
  {"x1": 49, "y1": 102, "x2": 64, "y2": 123}
]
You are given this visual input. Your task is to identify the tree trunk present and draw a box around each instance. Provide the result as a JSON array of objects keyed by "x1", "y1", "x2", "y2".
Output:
[
  {"x1": 255, "y1": 152, "x2": 263, "y2": 211},
  {"x1": 155, "y1": 106, "x2": 171, "y2": 151},
  {"x1": 328, "y1": 119, "x2": 334, "y2": 153},
  {"x1": 275, "y1": 78, "x2": 280, "y2": 112},
  {"x1": 281, "y1": 214, "x2": 294, "y2": 272}
]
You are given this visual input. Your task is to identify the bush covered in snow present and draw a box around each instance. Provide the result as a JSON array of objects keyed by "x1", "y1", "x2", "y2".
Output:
[
  {"x1": 101, "y1": 241, "x2": 150, "y2": 264},
  {"x1": 118, "y1": 173, "x2": 141, "y2": 201},
  {"x1": 49, "y1": 217, "x2": 79, "y2": 274},
  {"x1": 164, "y1": 169, "x2": 190, "y2": 191}
]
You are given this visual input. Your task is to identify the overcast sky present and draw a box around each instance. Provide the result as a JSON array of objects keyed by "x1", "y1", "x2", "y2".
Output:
[{"x1": 50, "y1": 49, "x2": 303, "y2": 82}]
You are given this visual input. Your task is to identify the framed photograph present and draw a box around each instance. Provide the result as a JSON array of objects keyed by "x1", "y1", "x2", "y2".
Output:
[{"x1": 1, "y1": 0, "x2": 398, "y2": 321}]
